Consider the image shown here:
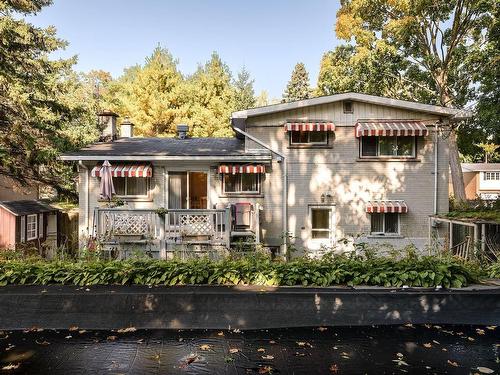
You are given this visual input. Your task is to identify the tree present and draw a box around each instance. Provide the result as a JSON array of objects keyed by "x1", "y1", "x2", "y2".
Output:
[
  {"x1": 105, "y1": 46, "x2": 184, "y2": 136},
  {"x1": 317, "y1": 45, "x2": 432, "y2": 101},
  {"x1": 181, "y1": 52, "x2": 236, "y2": 137},
  {"x1": 334, "y1": 0, "x2": 494, "y2": 201},
  {"x1": 476, "y1": 143, "x2": 500, "y2": 163},
  {"x1": 234, "y1": 67, "x2": 256, "y2": 110},
  {"x1": 255, "y1": 90, "x2": 269, "y2": 107},
  {"x1": 0, "y1": 0, "x2": 77, "y2": 194},
  {"x1": 282, "y1": 63, "x2": 311, "y2": 102}
]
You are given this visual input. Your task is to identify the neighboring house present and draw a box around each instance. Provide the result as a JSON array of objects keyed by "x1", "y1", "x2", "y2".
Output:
[
  {"x1": 61, "y1": 93, "x2": 468, "y2": 258},
  {"x1": 459, "y1": 163, "x2": 500, "y2": 200},
  {"x1": 0, "y1": 200, "x2": 58, "y2": 251},
  {"x1": 0, "y1": 175, "x2": 38, "y2": 201}
]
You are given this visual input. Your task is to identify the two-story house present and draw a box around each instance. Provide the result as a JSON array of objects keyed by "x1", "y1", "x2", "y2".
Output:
[{"x1": 61, "y1": 93, "x2": 467, "y2": 258}]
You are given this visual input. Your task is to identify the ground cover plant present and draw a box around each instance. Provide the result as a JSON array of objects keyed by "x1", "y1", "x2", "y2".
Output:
[{"x1": 0, "y1": 249, "x2": 484, "y2": 288}]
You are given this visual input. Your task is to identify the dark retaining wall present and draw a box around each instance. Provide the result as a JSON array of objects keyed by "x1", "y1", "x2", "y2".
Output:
[{"x1": 0, "y1": 285, "x2": 499, "y2": 330}]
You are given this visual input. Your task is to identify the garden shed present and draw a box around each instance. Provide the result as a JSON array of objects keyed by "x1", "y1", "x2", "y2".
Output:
[{"x1": 0, "y1": 200, "x2": 58, "y2": 251}]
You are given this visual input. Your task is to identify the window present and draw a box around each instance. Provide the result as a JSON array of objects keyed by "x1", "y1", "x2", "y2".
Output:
[
  {"x1": 370, "y1": 213, "x2": 399, "y2": 235},
  {"x1": 311, "y1": 207, "x2": 332, "y2": 239},
  {"x1": 113, "y1": 177, "x2": 149, "y2": 197},
  {"x1": 361, "y1": 136, "x2": 415, "y2": 158},
  {"x1": 343, "y1": 100, "x2": 353, "y2": 114},
  {"x1": 290, "y1": 131, "x2": 328, "y2": 145},
  {"x1": 484, "y1": 172, "x2": 500, "y2": 180},
  {"x1": 26, "y1": 214, "x2": 38, "y2": 241},
  {"x1": 223, "y1": 174, "x2": 260, "y2": 194}
]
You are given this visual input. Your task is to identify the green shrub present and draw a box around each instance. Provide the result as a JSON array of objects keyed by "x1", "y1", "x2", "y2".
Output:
[
  {"x1": 487, "y1": 262, "x2": 500, "y2": 278},
  {"x1": 0, "y1": 253, "x2": 482, "y2": 288}
]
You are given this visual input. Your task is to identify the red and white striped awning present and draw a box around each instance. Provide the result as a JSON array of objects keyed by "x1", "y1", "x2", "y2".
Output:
[
  {"x1": 355, "y1": 121, "x2": 429, "y2": 137},
  {"x1": 218, "y1": 165, "x2": 266, "y2": 174},
  {"x1": 366, "y1": 200, "x2": 408, "y2": 213},
  {"x1": 91, "y1": 163, "x2": 153, "y2": 178},
  {"x1": 284, "y1": 121, "x2": 335, "y2": 132}
]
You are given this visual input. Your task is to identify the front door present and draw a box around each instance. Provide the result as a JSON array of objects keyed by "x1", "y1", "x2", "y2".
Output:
[{"x1": 168, "y1": 171, "x2": 208, "y2": 209}]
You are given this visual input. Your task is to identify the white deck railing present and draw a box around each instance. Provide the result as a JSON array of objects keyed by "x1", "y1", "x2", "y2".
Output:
[{"x1": 94, "y1": 205, "x2": 260, "y2": 250}]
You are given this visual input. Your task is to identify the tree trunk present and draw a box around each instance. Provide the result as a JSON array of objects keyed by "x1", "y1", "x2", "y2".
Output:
[
  {"x1": 436, "y1": 73, "x2": 466, "y2": 203},
  {"x1": 448, "y1": 128, "x2": 466, "y2": 202}
]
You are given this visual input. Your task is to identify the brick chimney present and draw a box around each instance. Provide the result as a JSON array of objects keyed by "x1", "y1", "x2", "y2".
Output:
[
  {"x1": 176, "y1": 124, "x2": 189, "y2": 139},
  {"x1": 98, "y1": 110, "x2": 118, "y2": 141},
  {"x1": 121, "y1": 117, "x2": 134, "y2": 138}
]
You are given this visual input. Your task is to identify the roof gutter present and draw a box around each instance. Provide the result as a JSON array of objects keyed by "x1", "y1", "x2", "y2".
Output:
[
  {"x1": 60, "y1": 155, "x2": 272, "y2": 162},
  {"x1": 233, "y1": 127, "x2": 288, "y2": 258}
]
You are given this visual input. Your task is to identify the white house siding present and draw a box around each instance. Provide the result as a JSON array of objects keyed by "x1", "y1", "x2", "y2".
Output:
[
  {"x1": 244, "y1": 100, "x2": 450, "y2": 254},
  {"x1": 77, "y1": 161, "x2": 279, "y2": 249}
]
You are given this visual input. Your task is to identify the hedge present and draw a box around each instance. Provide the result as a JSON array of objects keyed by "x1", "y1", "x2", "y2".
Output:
[{"x1": 0, "y1": 254, "x2": 481, "y2": 288}]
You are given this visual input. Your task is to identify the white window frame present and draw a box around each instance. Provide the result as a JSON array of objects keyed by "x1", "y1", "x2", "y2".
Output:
[
  {"x1": 223, "y1": 173, "x2": 260, "y2": 194},
  {"x1": 290, "y1": 130, "x2": 328, "y2": 145},
  {"x1": 20, "y1": 216, "x2": 26, "y2": 242},
  {"x1": 26, "y1": 214, "x2": 38, "y2": 241},
  {"x1": 360, "y1": 136, "x2": 416, "y2": 158},
  {"x1": 370, "y1": 213, "x2": 401, "y2": 236},
  {"x1": 479, "y1": 171, "x2": 500, "y2": 190},
  {"x1": 39, "y1": 214, "x2": 44, "y2": 238},
  {"x1": 112, "y1": 176, "x2": 151, "y2": 199},
  {"x1": 309, "y1": 205, "x2": 335, "y2": 245}
]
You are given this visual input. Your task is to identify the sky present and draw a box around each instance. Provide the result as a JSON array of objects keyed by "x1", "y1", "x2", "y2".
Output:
[{"x1": 28, "y1": 0, "x2": 341, "y2": 99}]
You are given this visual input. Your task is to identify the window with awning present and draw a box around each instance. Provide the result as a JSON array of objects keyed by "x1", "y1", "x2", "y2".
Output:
[
  {"x1": 285, "y1": 121, "x2": 335, "y2": 146},
  {"x1": 91, "y1": 163, "x2": 153, "y2": 178},
  {"x1": 284, "y1": 121, "x2": 336, "y2": 132},
  {"x1": 218, "y1": 165, "x2": 266, "y2": 174},
  {"x1": 355, "y1": 121, "x2": 429, "y2": 137},
  {"x1": 366, "y1": 200, "x2": 408, "y2": 213}
]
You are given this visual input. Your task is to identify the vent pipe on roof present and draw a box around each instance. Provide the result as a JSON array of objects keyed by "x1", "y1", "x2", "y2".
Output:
[
  {"x1": 176, "y1": 124, "x2": 189, "y2": 139},
  {"x1": 121, "y1": 117, "x2": 134, "y2": 138}
]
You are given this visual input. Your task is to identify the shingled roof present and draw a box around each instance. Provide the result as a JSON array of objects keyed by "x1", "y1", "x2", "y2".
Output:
[
  {"x1": 60, "y1": 137, "x2": 270, "y2": 161},
  {"x1": 0, "y1": 200, "x2": 57, "y2": 216}
]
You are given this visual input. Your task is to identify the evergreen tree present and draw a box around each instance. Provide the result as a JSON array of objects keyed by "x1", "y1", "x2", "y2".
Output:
[
  {"x1": 282, "y1": 63, "x2": 312, "y2": 102},
  {"x1": 181, "y1": 52, "x2": 236, "y2": 137},
  {"x1": 105, "y1": 46, "x2": 184, "y2": 136},
  {"x1": 0, "y1": 0, "x2": 78, "y2": 194},
  {"x1": 233, "y1": 67, "x2": 256, "y2": 110}
]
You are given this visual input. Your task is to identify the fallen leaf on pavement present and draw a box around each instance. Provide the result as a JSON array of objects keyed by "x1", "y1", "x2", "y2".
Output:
[
  {"x1": 199, "y1": 344, "x2": 212, "y2": 351},
  {"x1": 476, "y1": 328, "x2": 485, "y2": 335},
  {"x1": 107, "y1": 336, "x2": 118, "y2": 341},
  {"x1": 447, "y1": 360, "x2": 459, "y2": 367},
  {"x1": 257, "y1": 348, "x2": 266, "y2": 352},
  {"x1": 179, "y1": 353, "x2": 199, "y2": 369},
  {"x1": 423, "y1": 343, "x2": 432, "y2": 348},
  {"x1": 486, "y1": 326, "x2": 496, "y2": 330},
  {"x1": 262, "y1": 355, "x2": 274, "y2": 360},
  {"x1": 217, "y1": 331, "x2": 224, "y2": 336},
  {"x1": 35, "y1": 340, "x2": 50, "y2": 346},
  {"x1": 229, "y1": 348, "x2": 239, "y2": 354},
  {"x1": 318, "y1": 327, "x2": 328, "y2": 332},
  {"x1": 1, "y1": 363, "x2": 20, "y2": 371},
  {"x1": 117, "y1": 327, "x2": 136, "y2": 333},
  {"x1": 68, "y1": 325, "x2": 79, "y2": 331},
  {"x1": 258, "y1": 366, "x2": 273, "y2": 374},
  {"x1": 476, "y1": 366, "x2": 495, "y2": 374},
  {"x1": 329, "y1": 364, "x2": 339, "y2": 373}
]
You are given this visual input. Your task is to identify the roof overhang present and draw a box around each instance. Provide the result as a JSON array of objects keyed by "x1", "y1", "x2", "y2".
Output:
[
  {"x1": 232, "y1": 92, "x2": 467, "y2": 120},
  {"x1": 60, "y1": 154, "x2": 273, "y2": 162}
]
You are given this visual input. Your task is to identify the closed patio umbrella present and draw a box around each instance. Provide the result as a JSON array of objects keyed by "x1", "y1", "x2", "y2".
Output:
[{"x1": 99, "y1": 160, "x2": 115, "y2": 201}]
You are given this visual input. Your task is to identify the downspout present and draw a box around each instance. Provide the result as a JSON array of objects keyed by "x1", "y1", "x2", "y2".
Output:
[
  {"x1": 233, "y1": 127, "x2": 288, "y2": 257},
  {"x1": 78, "y1": 161, "x2": 90, "y2": 238},
  {"x1": 434, "y1": 124, "x2": 439, "y2": 215}
]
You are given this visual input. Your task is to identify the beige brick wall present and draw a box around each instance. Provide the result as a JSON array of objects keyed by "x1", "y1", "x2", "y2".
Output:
[{"x1": 244, "y1": 100, "x2": 450, "y2": 253}]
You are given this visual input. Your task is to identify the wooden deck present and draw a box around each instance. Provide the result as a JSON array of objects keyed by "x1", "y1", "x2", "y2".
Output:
[{"x1": 93, "y1": 206, "x2": 260, "y2": 257}]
